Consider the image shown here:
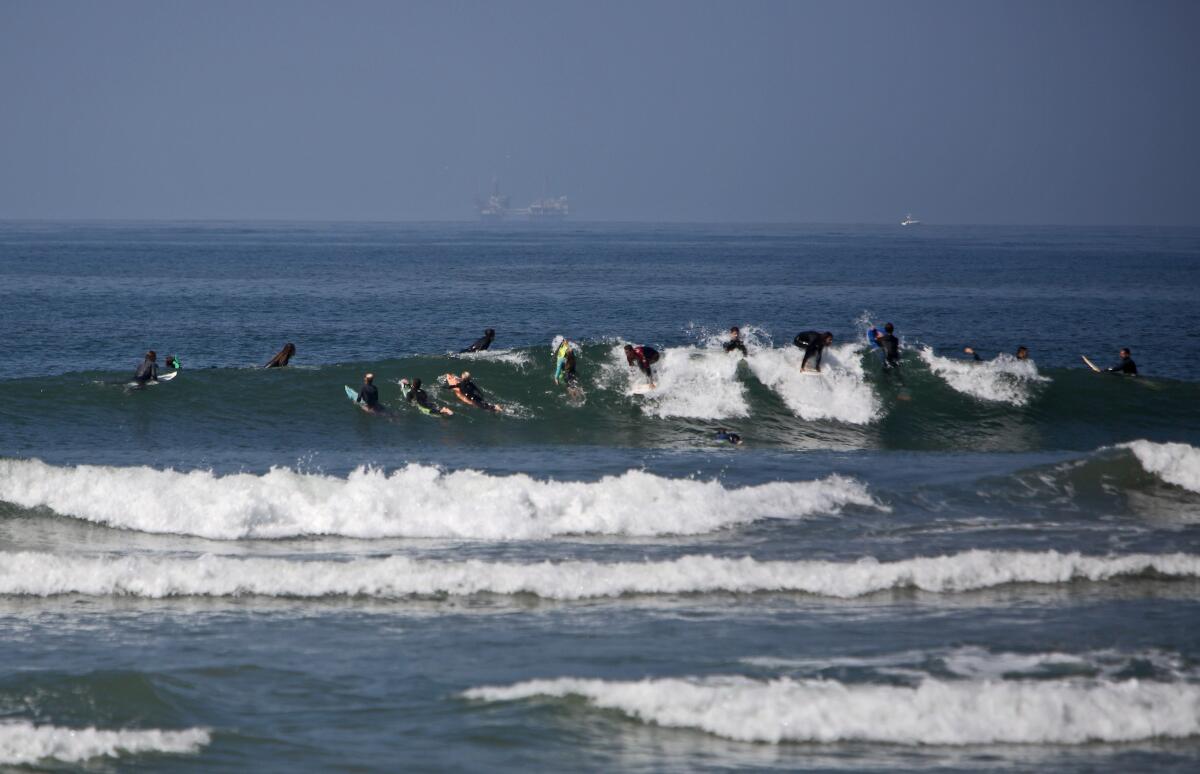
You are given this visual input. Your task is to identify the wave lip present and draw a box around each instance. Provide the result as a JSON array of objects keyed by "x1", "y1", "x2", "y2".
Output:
[
  {"x1": 464, "y1": 675, "x2": 1200, "y2": 745},
  {"x1": 1122, "y1": 440, "x2": 1200, "y2": 493},
  {"x1": 3, "y1": 549, "x2": 1195, "y2": 600},
  {"x1": 918, "y1": 347, "x2": 1048, "y2": 406},
  {"x1": 746, "y1": 343, "x2": 880, "y2": 424},
  {"x1": 0, "y1": 722, "x2": 209, "y2": 765},
  {"x1": 0, "y1": 459, "x2": 876, "y2": 540}
]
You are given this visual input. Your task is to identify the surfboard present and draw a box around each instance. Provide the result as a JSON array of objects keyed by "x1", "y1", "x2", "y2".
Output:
[
  {"x1": 344, "y1": 385, "x2": 358, "y2": 401},
  {"x1": 126, "y1": 370, "x2": 177, "y2": 388},
  {"x1": 630, "y1": 383, "x2": 656, "y2": 394},
  {"x1": 1081, "y1": 355, "x2": 1101, "y2": 373}
]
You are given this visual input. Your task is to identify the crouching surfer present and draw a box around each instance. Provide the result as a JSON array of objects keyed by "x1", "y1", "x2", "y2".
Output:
[
  {"x1": 623, "y1": 343, "x2": 659, "y2": 388},
  {"x1": 399, "y1": 377, "x2": 454, "y2": 416},
  {"x1": 440, "y1": 371, "x2": 502, "y2": 412},
  {"x1": 793, "y1": 330, "x2": 833, "y2": 372}
]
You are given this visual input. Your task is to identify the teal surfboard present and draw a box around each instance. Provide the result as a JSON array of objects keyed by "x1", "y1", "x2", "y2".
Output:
[{"x1": 344, "y1": 385, "x2": 358, "y2": 401}]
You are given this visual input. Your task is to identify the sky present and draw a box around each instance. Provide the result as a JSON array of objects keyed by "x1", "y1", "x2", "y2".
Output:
[{"x1": 1, "y1": 0, "x2": 1198, "y2": 224}]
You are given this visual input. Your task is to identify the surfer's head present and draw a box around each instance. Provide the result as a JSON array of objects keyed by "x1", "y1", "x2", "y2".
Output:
[
  {"x1": 484, "y1": 328, "x2": 495, "y2": 338},
  {"x1": 1120, "y1": 348, "x2": 1131, "y2": 358},
  {"x1": 412, "y1": 378, "x2": 422, "y2": 389},
  {"x1": 146, "y1": 350, "x2": 156, "y2": 360},
  {"x1": 823, "y1": 331, "x2": 834, "y2": 344},
  {"x1": 460, "y1": 371, "x2": 471, "y2": 380},
  {"x1": 884, "y1": 323, "x2": 894, "y2": 334},
  {"x1": 729, "y1": 326, "x2": 740, "y2": 337},
  {"x1": 1016, "y1": 346, "x2": 1029, "y2": 360},
  {"x1": 364, "y1": 373, "x2": 374, "y2": 384}
]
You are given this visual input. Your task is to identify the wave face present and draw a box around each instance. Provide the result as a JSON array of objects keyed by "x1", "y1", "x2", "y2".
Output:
[
  {"x1": 746, "y1": 343, "x2": 881, "y2": 424},
  {"x1": 3, "y1": 550, "x2": 1194, "y2": 599},
  {"x1": 918, "y1": 347, "x2": 1048, "y2": 406},
  {"x1": 1123, "y1": 440, "x2": 1200, "y2": 493},
  {"x1": 0, "y1": 722, "x2": 209, "y2": 765},
  {"x1": 0, "y1": 459, "x2": 875, "y2": 540},
  {"x1": 464, "y1": 675, "x2": 1200, "y2": 745}
]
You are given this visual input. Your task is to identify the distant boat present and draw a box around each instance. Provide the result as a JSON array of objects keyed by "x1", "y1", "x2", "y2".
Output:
[{"x1": 901, "y1": 213, "x2": 920, "y2": 226}]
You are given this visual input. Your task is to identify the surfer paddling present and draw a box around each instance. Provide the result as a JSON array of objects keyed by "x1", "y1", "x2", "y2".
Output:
[
  {"x1": 460, "y1": 328, "x2": 495, "y2": 353},
  {"x1": 623, "y1": 343, "x2": 660, "y2": 388},
  {"x1": 963, "y1": 346, "x2": 1029, "y2": 362},
  {"x1": 793, "y1": 330, "x2": 833, "y2": 372},
  {"x1": 440, "y1": 371, "x2": 502, "y2": 412},
  {"x1": 399, "y1": 378, "x2": 454, "y2": 416}
]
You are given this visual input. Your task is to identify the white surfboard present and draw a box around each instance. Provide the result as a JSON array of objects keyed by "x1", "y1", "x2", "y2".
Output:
[
  {"x1": 127, "y1": 370, "x2": 177, "y2": 387},
  {"x1": 1081, "y1": 355, "x2": 1101, "y2": 373},
  {"x1": 629, "y1": 383, "x2": 656, "y2": 394}
]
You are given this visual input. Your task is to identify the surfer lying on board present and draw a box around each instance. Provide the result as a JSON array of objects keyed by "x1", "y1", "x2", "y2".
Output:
[
  {"x1": 793, "y1": 331, "x2": 833, "y2": 371},
  {"x1": 400, "y1": 378, "x2": 454, "y2": 416},
  {"x1": 963, "y1": 345, "x2": 1028, "y2": 362},
  {"x1": 441, "y1": 371, "x2": 502, "y2": 412},
  {"x1": 715, "y1": 428, "x2": 743, "y2": 446},
  {"x1": 265, "y1": 342, "x2": 295, "y2": 368},
  {"x1": 461, "y1": 328, "x2": 495, "y2": 353},
  {"x1": 133, "y1": 350, "x2": 159, "y2": 384},
  {"x1": 623, "y1": 343, "x2": 660, "y2": 387},
  {"x1": 355, "y1": 373, "x2": 383, "y2": 412},
  {"x1": 723, "y1": 326, "x2": 747, "y2": 356}
]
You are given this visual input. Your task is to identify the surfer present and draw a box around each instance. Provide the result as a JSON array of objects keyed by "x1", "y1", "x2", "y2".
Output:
[
  {"x1": 963, "y1": 346, "x2": 1029, "y2": 362},
  {"x1": 874, "y1": 324, "x2": 901, "y2": 370},
  {"x1": 265, "y1": 342, "x2": 295, "y2": 368},
  {"x1": 461, "y1": 328, "x2": 495, "y2": 353},
  {"x1": 553, "y1": 338, "x2": 579, "y2": 388},
  {"x1": 793, "y1": 331, "x2": 833, "y2": 372},
  {"x1": 355, "y1": 373, "x2": 383, "y2": 412},
  {"x1": 401, "y1": 377, "x2": 454, "y2": 416},
  {"x1": 1107, "y1": 348, "x2": 1138, "y2": 375},
  {"x1": 133, "y1": 350, "x2": 159, "y2": 384},
  {"x1": 623, "y1": 343, "x2": 660, "y2": 387},
  {"x1": 441, "y1": 371, "x2": 502, "y2": 412},
  {"x1": 162, "y1": 354, "x2": 181, "y2": 370},
  {"x1": 715, "y1": 429, "x2": 743, "y2": 446},
  {"x1": 723, "y1": 326, "x2": 747, "y2": 356}
]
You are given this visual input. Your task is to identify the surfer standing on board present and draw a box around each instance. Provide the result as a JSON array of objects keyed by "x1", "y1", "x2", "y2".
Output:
[
  {"x1": 624, "y1": 343, "x2": 660, "y2": 387},
  {"x1": 793, "y1": 331, "x2": 833, "y2": 372},
  {"x1": 460, "y1": 328, "x2": 495, "y2": 353},
  {"x1": 874, "y1": 324, "x2": 901, "y2": 370}
]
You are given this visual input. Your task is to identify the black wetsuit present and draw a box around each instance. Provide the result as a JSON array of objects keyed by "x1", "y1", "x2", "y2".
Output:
[
  {"x1": 461, "y1": 333, "x2": 495, "y2": 353},
  {"x1": 876, "y1": 333, "x2": 901, "y2": 368},
  {"x1": 134, "y1": 358, "x2": 158, "y2": 383},
  {"x1": 357, "y1": 383, "x2": 380, "y2": 409},
  {"x1": 793, "y1": 331, "x2": 827, "y2": 370},
  {"x1": 628, "y1": 346, "x2": 659, "y2": 378},
  {"x1": 455, "y1": 378, "x2": 495, "y2": 409},
  {"x1": 967, "y1": 350, "x2": 983, "y2": 362},
  {"x1": 723, "y1": 339, "x2": 747, "y2": 356},
  {"x1": 1108, "y1": 356, "x2": 1138, "y2": 375},
  {"x1": 407, "y1": 386, "x2": 440, "y2": 412}
]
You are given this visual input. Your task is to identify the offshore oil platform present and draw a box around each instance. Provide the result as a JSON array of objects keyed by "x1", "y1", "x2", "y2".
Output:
[{"x1": 474, "y1": 178, "x2": 570, "y2": 221}]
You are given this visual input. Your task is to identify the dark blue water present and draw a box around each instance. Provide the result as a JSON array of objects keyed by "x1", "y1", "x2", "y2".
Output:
[{"x1": 1, "y1": 222, "x2": 1199, "y2": 770}]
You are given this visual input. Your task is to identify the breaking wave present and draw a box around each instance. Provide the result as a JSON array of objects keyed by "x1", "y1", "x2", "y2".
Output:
[
  {"x1": 918, "y1": 347, "x2": 1049, "y2": 406},
  {"x1": 463, "y1": 674, "x2": 1200, "y2": 745},
  {"x1": 0, "y1": 722, "x2": 209, "y2": 765},
  {"x1": 746, "y1": 343, "x2": 881, "y2": 424},
  {"x1": 1122, "y1": 440, "x2": 1200, "y2": 494},
  {"x1": 3, "y1": 549, "x2": 1194, "y2": 599},
  {"x1": 0, "y1": 459, "x2": 875, "y2": 540}
]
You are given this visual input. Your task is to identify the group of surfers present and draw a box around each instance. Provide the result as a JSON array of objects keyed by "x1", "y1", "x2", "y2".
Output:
[{"x1": 130, "y1": 325, "x2": 1141, "y2": 423}]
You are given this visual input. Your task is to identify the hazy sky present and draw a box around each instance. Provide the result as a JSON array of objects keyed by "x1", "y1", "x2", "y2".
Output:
[{"x1": 1, "y1": 0, "x2": 1197, "y2": 224}]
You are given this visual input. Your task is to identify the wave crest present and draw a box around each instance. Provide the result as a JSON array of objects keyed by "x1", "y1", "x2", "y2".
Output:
[{"x1": 0, "y1": 722, "x2": 209, "y2": 765}]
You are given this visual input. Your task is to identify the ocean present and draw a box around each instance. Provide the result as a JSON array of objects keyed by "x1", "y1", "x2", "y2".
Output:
[{"x1": 1, "y1": 221, "x2": 1199, "y2": 771}]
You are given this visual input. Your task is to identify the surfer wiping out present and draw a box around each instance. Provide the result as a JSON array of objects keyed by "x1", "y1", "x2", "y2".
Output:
[
  {"x1": 793, "y1": 331, "x2": 833, "y2": 372},
  {"x1": 723, "y1": 326, "x2": 747, "y2": 356},
  {"x1": 400, "y1": 377, "x2": 454, "y2": 416},
  {"x1": 265, "y1": 342, "x2": 295, "y2": 368},
  {"x1": 461, "y1": 328, "x2": 495, "y2": 353},
  {"x1": 440, "y1": 371, "x2": 502, "y2": 412},
  {"x1": 623, "y1": 343, "x2": 660, "y2": 387},
  {"x1": 963, "y1": 345, "x2": 1028, "y2": 362}
]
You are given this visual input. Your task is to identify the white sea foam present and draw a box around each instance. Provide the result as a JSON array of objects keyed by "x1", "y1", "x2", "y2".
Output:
[
  {"x1": 632, "y1": 345, "x2": 749, "y2": 419},
  {"x1": 746, "y1": 343, "x2": 881, "y2": 424},
  {"x1": 2, "y1": 549, "x2": 1193, "y2": 599},
  {"x1": 0, "y1": 459, "x2": 874, "y2": 540},
  {"x1": 0, "y1": 722, "x2": 209, "y2": 765},
  {"x1": 464, "y1": 675, "x2": 1200, "y2": 744},
  {"x1": 1122, "y1": 440, "x2": 1200, "y2": 494},
  {"x1": 918, "y1": 347, "x2": 1048, "y2": 406}
]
